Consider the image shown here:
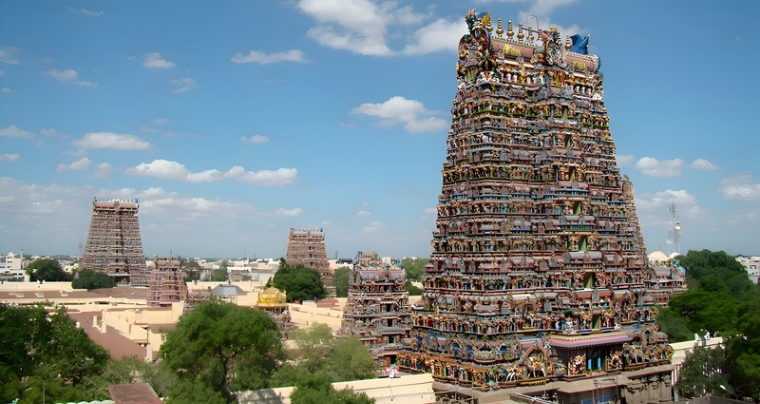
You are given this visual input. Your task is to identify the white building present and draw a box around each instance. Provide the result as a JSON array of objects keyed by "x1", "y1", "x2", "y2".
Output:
[
  {"x1": 736, "y1": 255, "x2": 760, "y2": 285},
  {"x1": 1, "y1": 252, "x2": 24, "y2": 271}
]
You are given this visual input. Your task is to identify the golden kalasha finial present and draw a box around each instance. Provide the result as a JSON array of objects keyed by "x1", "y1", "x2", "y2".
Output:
[
  {"x1": 517, "y1": 23, "x2": 524, "y2": 41},
  {"x1": 528, "y1": 26, "x2": 534, "y2": 44},
  {"x1": 566, "y1": 34, "x2": 572, "y2": 50},
  {"x1": 496, "y1": 18, "x2": 504, "y2": 38},
  {"x1": 507, "y1": 20, "x2": 514, "y2": 38}
]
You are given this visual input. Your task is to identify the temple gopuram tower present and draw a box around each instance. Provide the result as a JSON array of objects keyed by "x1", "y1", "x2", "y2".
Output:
[
  {"x1": 340, "y1": 251, "x2": 414, "y2": 368},
  {"x1": 285, "y1": 228, "x2": 334, "y2": 296},
  {"x1": 147, "y1": 256, "x2": 187, "y2": 307},
  {"x1": 81, "y1": 198, "x2": 147, "y2": 284},
  {"x1": 399, "y1": 11, "x2": 672, "y2": 402}
]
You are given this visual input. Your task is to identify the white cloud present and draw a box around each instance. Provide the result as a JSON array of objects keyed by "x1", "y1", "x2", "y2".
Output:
[
  {"x1": 0, "y1": 87, "x2": 10, "y2": 93},
  {"x1": 0, "y1": 46, "x2": 21, "y2": 65},
  {"x1": 153, "y1": 117, "x2": 173, "y2": 125},
  {"x1": 143, "y1": 52, "x2": 175, "y2": 68},
  {"x1": 351, "y1": 96, "x2": 447, "y2": 133},
  {"x1": 92, "y1": 162, "x2": 112, "y2": 179},
  {"x1": 0, "y1": 153, "x2": 20, "y2": 162},
  {"x1": 241, "y1": 135, "x2": 270, "y2": 144},
  {"x1": 362, "y1": 221, "x2": 384, "y2": 233},
  {"x1": 41, "y1": 127, "x2": 67, "y2": 138},
  {"x1": 617, "y1": 154, "x2": 635, "y2": 167},
  {"x1": 356, "y1": 210, "x2": 372, "y2": 217},
  {"x1": 231, "y1": 49, "x2": 307, "y2": 64},
  {"x1": 527, "y1": 0, "x2": 580, "y2": 18},
  {"x1": 225, "y1": 166, "x2": 298, "y2": 186},
  {"x1": 402, "y1": 18, "x2": 467, "y2": 55},
  {"x1": 275, "y1": 208, "x2": 303, "y2": 217},
  {"x1": 73, "y1": 132, "x2": 151, "y2": 150},
  {"x1": 299, "y1": 0, "x2": 394, "y2": 56},
  {"x1": 56, "y1": 157, "x2": 92, "y2": 172},
  {"x1": 636, "y1": 189, "x2": 697, "y2": 211},
  {"x1": 168, "y1": 77, "x2": 197, "y2": 93},
  {"x1": 691, "y1": 158, "x2": 719, "y2": 171},
  {"x1": 79, "y1": 8, "x2": 103, "y2": 16},
  {"x1": 128, "y1": 159, "x2": 222, "y2": 183},
  {"x1": 0, "y1": 70, "x2": 4, "y2": 76},
  {"x1": 634, "y1": 157, "x2": 684, "y2": 178},
  {"x1": 721, "y1": 175, "x2": 760, "y2": 201},
  {"x1": 0, "y1": 125, "x2": 34, "y2": 138},
  {"x1": 46, "y1": 69, "x2": 97, "y2": 87}
]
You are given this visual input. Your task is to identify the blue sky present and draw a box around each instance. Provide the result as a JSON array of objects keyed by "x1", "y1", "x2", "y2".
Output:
[{"x1": 1, "y1": 0, "x2": 758, "y2": 260}]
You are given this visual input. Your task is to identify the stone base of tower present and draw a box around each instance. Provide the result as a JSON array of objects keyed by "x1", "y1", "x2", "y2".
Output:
[{"x1": 427, "y1": 365, "x2": 672, "y2": 404}]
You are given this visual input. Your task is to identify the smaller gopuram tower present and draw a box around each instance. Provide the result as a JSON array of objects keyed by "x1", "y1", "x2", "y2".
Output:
[
  {"x1": 285, "y1": 228, "x2": 334, "y2": 296},
  {"x1": 256, "y1": 287, "x2": 294, "y2": 339},
  {"x1": 81, "y1": 198, "x2": 147, "y2": 284},
  {"x1": 147, "y1": 256, "x2": 188, "y2": 307},
  {"x1": 340, "y1": 251, "x2": 414, "y2": 368}
]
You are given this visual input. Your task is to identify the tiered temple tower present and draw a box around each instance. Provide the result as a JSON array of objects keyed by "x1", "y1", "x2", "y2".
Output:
[
  {"x1": 340, "y1": 251, "x2": 414, "y2": 368},
  {"x1": 81, "y1": 198, "x2": 147, "y2": 284},
  {"x1": 147, "y1": 256, "x2": 188, "y2": 307},
  {"x1": 399, "y1": 11, "x2": 672, "y2": 401},
  {"x1": 285, "y1": 228, "x2": 334, "y2": 296}
]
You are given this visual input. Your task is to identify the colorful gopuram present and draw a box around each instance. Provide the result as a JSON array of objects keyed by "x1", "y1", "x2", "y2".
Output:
[
  {"x1": 285, "y1": 228, "x2": 335, "y2": 296},
  {"x1": 399, "y1": 10, "x2": 672, "y2": 402},
  {"x1": 81, "y1": 198, "x2": 147, "y2": 284},
  {"x1": 256, "y1": 286, "x2": 294, "y2": 338},
  {"x1": 340, "y1": 251, "x2": 414, "y2": 367},
  {"x1": 147, "y1": 256, "x2": 188, "y2": 307}
]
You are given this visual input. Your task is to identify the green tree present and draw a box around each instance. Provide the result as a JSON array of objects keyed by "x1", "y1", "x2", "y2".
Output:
[
  {"x1": 272, "y1": 323, "x2": 376, "y2": 388},
  {"x1": 182, "y1": 258, "x2": 202, "y2": 282},
  {"x1": 401, "y1": 258, "x2": 428, "y2": 282},
  {"x1": 676, "y1": 345, "x2": 728, "y2": 398},
  {"x1": 290, "y1": 373, "x2": 374, "y2": 404},
  {"x1": 405, "y1": 279, "x2": 423, "y2": 296},
  {"x1": 26, "y1": 258, "x2": 70, "y2": 282},
  {"x1": 72, "y1": 269, "x2": 114, "y2": 290},
  {"x1": 0, "y1": 304, "x2": 110, "y2": 403},
  {"x1": 203, "y1": 269, "x2": 229, "y2": 282},
  {"x1": 159, "y1": 300, "x2": 283, "y2": 401},
  {"x1": 273, "y1": 260, "x2": 325, "y2": 302},
  {"x1": 333, "y1": 266, "x2": 350, "y2": 297},
  {"x1": 659, "y1": 249, "x2": 760, "y2": 400}
]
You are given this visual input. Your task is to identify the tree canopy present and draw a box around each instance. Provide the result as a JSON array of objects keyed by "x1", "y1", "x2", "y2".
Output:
[
  {"x1": 0, "y1": 304, "x2": 111, "y2": 403},
  {"x1": 72, "y1": 269, "x2": 114, "y2": 290},
  {"x1": 401, "y1": 258, "x2": 428, "y2": 282},
  {"x1": 25, "y1": 258, "x2": 70, "y2": 282},
  {"x1": 271, "y1": 323, "x2": 377, "y2": 388},
  {"x1": 273, "y1": 259, "x2": 326, "y2": 302},
  {"x1": 333, "y1": 266, "x2": 350, "y2": 297},
  {"x1": 160, "y1": 300, "x2": 283, "y2": 402},
  {"x1": 657, "y1": 249, "x2": 760, "y2": 400}
]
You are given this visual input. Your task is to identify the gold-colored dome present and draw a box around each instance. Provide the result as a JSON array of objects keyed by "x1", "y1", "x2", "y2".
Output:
[{"x1": 257, "y1": 287, "x2": 287, "y2": 306}]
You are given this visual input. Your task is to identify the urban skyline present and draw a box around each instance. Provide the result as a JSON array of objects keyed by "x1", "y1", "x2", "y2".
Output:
[{"x1": 1, "y1": 1, "x2": 759, "y2": 259}]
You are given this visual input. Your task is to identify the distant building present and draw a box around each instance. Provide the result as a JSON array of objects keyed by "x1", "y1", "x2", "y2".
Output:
[
  {"x1": 736, "y1": 255, "x2": 760, "y2": 285},
  {"x1": 1, "y1": 252, "x2": 24, "y2": 271},
  {"x1": 285, "y1": 228, "x2": 334, "y2": 295},
  {"x1": 80, "y1": 198, "x2": 148, "y2": 284}
]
